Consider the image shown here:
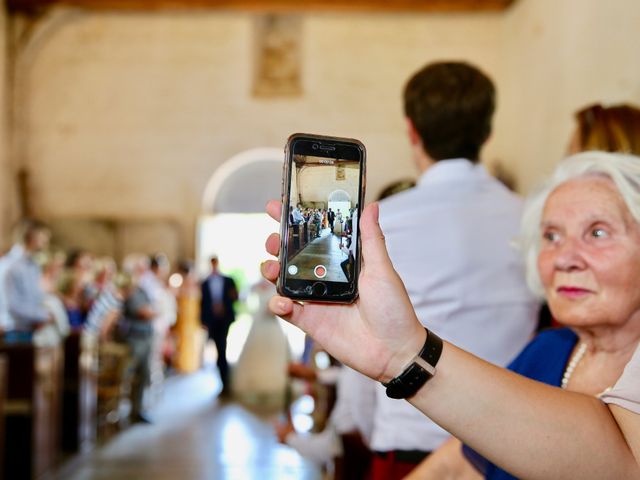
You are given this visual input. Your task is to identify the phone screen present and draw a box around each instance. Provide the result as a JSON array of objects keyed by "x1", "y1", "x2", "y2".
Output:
[{"x1": 279, "y1": 134, "x2": 366, "y2": 303}]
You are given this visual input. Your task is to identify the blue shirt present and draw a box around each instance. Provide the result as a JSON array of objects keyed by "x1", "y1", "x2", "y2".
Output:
[{"x1": 5, "y1": 252, "x2": 50, "y2": 331}]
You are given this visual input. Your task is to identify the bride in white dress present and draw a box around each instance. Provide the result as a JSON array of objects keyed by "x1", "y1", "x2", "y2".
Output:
[{"x1": 232, "y1": 279, "x2": 290, "y2": 407}]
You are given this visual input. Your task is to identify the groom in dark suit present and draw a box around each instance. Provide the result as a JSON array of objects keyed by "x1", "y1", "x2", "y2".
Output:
[
  {"x1": 200, "y1": 255, "x2": 238, "y2": 396},
  {"x1": 327, "y1": 208, "x2": 336, "y2": 233}
]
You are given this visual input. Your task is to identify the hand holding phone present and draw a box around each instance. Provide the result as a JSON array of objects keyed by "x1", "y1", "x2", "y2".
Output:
[{"x1": 277, "y1": 133, "x2": 366, "y2": 303}]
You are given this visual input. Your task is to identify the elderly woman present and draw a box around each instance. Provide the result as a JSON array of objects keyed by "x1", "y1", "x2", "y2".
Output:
[
  {"x1": 407, "y1": 148, "x2": 640, "y2": 479},
  {"x1": 261, "y1": 151, "x2": 640, "y2": 479}
]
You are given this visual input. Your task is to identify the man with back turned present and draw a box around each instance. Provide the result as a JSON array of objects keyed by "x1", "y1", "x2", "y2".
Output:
[{"x1": 366, "y1": 61, "x2": 539, "y2": 479}]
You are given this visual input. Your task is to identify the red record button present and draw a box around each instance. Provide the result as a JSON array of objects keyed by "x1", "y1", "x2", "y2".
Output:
[{"x1": 314, "y1": 265, "x2": 327, "y2": 279}]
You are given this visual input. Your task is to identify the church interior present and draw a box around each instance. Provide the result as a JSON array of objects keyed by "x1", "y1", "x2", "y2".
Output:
[{"x1": 0, "y1": 0, "x2": 638, "y2": 478}]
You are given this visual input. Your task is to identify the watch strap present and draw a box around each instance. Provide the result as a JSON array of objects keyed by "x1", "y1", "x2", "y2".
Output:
[{"x1": 383, "y1": 328, "x2": 443, "y2": 399}]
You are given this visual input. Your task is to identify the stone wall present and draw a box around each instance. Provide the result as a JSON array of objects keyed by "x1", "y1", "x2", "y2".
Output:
[{"x1": 4, "y1": 0, "x2": 640, "y2": 257}]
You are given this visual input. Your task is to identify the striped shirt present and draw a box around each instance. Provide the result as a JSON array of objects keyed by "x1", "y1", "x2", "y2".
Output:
[{"x1": 85, "y1": 285, "x2": 122, "y2": 335}]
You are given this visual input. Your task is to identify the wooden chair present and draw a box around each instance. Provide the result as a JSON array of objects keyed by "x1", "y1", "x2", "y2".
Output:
[{"x1": 96, "y1": 341, "x2": 131, "y2": 441}]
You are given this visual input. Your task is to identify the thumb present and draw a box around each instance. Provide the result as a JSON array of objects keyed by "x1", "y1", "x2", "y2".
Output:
[{"x1": 359, "y1": 202, "x2": 393, "y2": 272}]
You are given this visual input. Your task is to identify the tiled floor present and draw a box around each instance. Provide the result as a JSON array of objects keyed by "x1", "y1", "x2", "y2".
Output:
[{"x1": 53, "y1": 370, "x2": 322, "y2": 480}]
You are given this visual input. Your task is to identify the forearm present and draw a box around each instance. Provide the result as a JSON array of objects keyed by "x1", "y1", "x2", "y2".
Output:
[{"x1": 408, "y1": 342, "x2": 640, "y2": 480}]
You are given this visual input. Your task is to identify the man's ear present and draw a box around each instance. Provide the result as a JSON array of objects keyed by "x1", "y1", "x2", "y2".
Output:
[{"x1": 405, "y1": 118, "x2": 421, "y2": 146}]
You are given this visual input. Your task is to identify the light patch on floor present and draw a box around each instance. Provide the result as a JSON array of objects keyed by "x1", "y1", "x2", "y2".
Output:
[{"x1": 53, "y1": 370, "x2": 321, "y2": 480}]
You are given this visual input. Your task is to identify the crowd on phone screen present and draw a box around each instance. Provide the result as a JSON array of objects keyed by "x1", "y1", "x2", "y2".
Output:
[{"x1": 288, "y1": 203, "x2": 358, "y2": 253}]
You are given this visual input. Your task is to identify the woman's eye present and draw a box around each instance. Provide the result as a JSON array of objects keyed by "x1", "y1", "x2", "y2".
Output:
[
  {"x1": 542, "y1": 231, "x2": 558, "y2": 242},
  {"x1": 591, "y1": 228, "x2": 608, "y2": 238}
]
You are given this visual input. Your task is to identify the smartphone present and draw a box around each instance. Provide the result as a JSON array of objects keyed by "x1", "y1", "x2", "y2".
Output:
[{"x1": 277, "y1": 133, "x2": 366, "y2": 303}]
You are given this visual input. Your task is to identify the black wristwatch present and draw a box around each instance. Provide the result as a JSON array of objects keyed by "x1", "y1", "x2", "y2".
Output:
[{"x1": 382, "y1": 328, "x2": 443, "y2": 399}]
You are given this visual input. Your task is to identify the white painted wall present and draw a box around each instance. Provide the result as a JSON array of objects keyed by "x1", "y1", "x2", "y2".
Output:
[
  {"x1": 13, "y1": 10, "x2": 502, "y2": 256},
  {"x1": 297, "y1": 164, "x2": 360, "y2": 206},
  {"x1": 496, "y1": 0, "x2": 640, "y2": 192}
]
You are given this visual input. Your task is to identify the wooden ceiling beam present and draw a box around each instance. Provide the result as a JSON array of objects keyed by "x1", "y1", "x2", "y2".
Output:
[{"x1": 6, "y1": 0, "x2": 516, "y2": 14}]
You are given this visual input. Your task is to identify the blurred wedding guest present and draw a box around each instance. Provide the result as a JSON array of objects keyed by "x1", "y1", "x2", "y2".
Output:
[
  {"x1": 0, "y1": 221, "x2": 28, "y2": 332},
  {"x1": 66, "y1": 249, "x2": 94, "y2": 281},
  {"x1": 65, "y1": 249, "x2": 96, "y2": 315},
  {"x1": 4, "y1": 220, "x2": 53, "y2": 341},
  {"x1": 200, "y1": 255, "x2": 238, "y2": 396},
  {"x1": 121, "y1": 253, "x2": 156, "y2": 423},
  {"x1": 58, "y1": 269, "x2": 89, "y2": 329},
  {"x1": 172, "y1": 260, "x2": 203, "y2": 374},
  {"x1": 233, "y1": 279, "x2": 289, "y2": 404},
  {"x1": 367, "y1": 61, "x2": 538, "y2": 479},
  {"x1": 35, "y1": 250, "x2": 70, "y2": 347},
  {"x1": 568, "y1": 103, "x2": 640, "y2": 155},
  {"x1": 86, "y1": 270, "x2": 128, "y2": 341},
  {"x1": 82, "y1": 256, "x2": 119, "y2": 333},
  {"x1": 276, "y1": 366, "x2": 376, "y2": 479},
  {"x1": 140, "y1": 253, "x2": 177, "y2": 390},
  {"x1": 92, "y1": 256, "x2": 118, "y2": 296}
]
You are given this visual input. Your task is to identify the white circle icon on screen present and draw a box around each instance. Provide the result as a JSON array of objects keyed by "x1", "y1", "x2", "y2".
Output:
[
  {"x1": 288, "y1": 265, "x2": 298, "y2": 275},
  {"x1": 314, "y1": 265, "x2": 327, "y2": 279}
]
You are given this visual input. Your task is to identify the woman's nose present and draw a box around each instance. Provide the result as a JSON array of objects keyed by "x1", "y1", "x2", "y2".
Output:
[{"x1": 553, "y1": 237, "x2": 586, "y2": 271}]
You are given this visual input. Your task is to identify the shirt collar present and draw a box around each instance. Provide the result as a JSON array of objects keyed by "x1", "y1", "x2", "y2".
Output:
[{"x1": 417, "y1": 158, "x2": 485, "y2": 187}]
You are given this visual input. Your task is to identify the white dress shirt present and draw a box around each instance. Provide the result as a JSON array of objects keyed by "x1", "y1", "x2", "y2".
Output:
[
  {"x1": 372, "y1": 159, "x2": 539, "y2": 452},
  {"x1": 5, "y1": 251, "x2": 51, "y2": 331},
  {"x1": 207, "y1": 274, "x2": 224, "y2": 304},
  {"x1": 0, "y1": 244, "x2": 24, "y2": 330}
]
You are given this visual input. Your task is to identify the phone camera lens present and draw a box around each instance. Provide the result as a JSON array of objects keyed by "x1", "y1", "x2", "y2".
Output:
[{"x1": 312, "y1": 144, "x2": 319, "y2": 150}]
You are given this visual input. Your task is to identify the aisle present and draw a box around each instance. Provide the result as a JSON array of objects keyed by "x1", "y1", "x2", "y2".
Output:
[
  {"x1": 289, "y1": 229, "x2": 348, "y2": 282},
  {"x1": 54, "y1": 370, "x2": 321, "y2": 480}
]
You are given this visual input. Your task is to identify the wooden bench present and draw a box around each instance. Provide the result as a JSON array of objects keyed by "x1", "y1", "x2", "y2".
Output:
[{"x1": 0, "y1": 341, "x2": 62, "y2": 479}]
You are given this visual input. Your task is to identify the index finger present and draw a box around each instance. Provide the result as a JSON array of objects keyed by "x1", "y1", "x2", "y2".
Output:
[{"x1": 266, "y1": 200, "x2": 282, "y2": 223}]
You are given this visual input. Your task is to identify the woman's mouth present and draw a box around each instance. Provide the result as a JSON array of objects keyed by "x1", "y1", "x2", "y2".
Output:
[{"x1": 556, "y1": 286, "x2": 593, "y2": 298}]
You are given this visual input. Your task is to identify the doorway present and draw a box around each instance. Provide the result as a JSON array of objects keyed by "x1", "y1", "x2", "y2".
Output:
[{"x1": 198, "y1": 148, "x2": 306, "y2": 363}]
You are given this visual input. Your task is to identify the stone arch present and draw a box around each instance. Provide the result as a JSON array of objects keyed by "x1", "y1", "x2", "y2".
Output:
[
  {"x1": 201, "y1": 147, "x2": 283, "y2": 214},
  {"x1": 327, "y1": 189, "x2": 351, "y2": 203}
]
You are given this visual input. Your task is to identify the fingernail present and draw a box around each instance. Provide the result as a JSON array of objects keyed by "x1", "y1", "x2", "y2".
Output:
[{"x1": 277, "y1": 299, "x2": 288, "y2": 311}]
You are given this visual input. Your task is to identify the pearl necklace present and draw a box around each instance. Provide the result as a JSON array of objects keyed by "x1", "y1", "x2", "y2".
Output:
[{"x1": 561, "y1": 342, "x2": 587, "y2": 389}]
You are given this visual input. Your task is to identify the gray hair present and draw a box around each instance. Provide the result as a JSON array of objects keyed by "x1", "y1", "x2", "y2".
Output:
[{"x1": 521, "y1": 151, "x2": 640, "y2": 297}]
